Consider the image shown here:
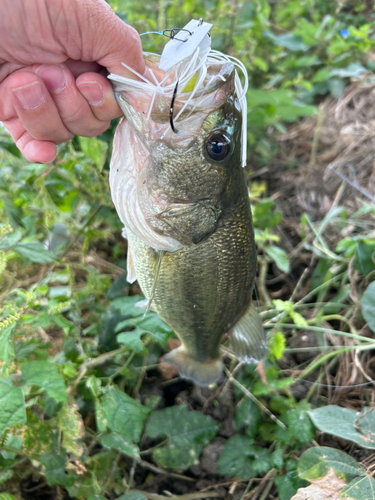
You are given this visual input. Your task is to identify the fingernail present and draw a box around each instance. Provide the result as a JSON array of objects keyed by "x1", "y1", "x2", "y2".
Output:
[
  {"x1": 36, "y1": 64, "x2": 67, "y2": 92},
  {"x1": 13, "y1": 81, "x2": 45, "y2": 109},
  {"x1": 77, "y1": 81, "x2": 104, "y2": 106}
]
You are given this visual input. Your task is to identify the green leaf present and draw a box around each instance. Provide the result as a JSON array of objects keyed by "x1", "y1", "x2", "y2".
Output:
[
  {"x1": 101, "y1": 386, "x2": 149, "y2": 444},
  {"x1": 252, "y1": 199, "x2": 282, "y2": 229},
  {"x1": 330, "y1": 62, "x2": 366, "y2": 78},
  {"x1": 341, "y1": 474, "x2": 375, "y2": 500},
  {"x1": 217, "y1": 434, "x2": 272, "y2": 480},
  {"x1": 265, "y1": 245, "x2": 290, "y2": 273},
  {"x1": 116, "y1": 330, "x2": 146, "y2": 353},
  {"x1": 0, "y1": 494, "x2": 17, "y2": 500},
  {"x1": 266, "y1": 32, "x2": 309, "y2": 51},
  {"x1": 40, "y1": 445, "x2": 73, "y2": 487},
  {"x1": 21, "y1": 361, "x2": 67, "y2": 403},
  {"x1": 145, "y1": 404, "x2": 219, "y2": 470},
  {"x1": 274, "y1": 472, "x2": 308, "y2": 500},
  {"x1": 15, "y1": 241, "x2": 57, "y2": 264},
  {"x1": 309, "y1": 406, "x2": 375, "y2": 449},
  {"x1": 110, "y1": 296, "x2": 145, "y2": 318},
  {"x1": 0, "y1": 325, "x2": 15, "y2": 370},
  {"x1": 0, "y1": 469, "x2": 14, "y2": 485},
  {"x1": 78, "y1": 137, "x2": 108, "y2": 171},
  {"x1": 115, "y1": 494, "x2": 148, "y2": 500},
  {"x1": 360, "y1": 281, "x2": 375, "y2": 333},
  {"x1": 298, "y1": 446, "x2": 365, "y2": 482},
  {"x1": 276, "y1": 410, "x2": 315, "y2": 448},
  {"x1": 0, "y1": 231, "x2": 22, "y2": 249},
  {"x1": 116, "y1": 313, "x2": 173, "y2": 345},
  {"x1": 235, "y1": 398, "x2": 262, "y2": 439},
  {"x1": 0, "y1": 378, "x2": 26, "y2": 434},
  {"x1": 101, "y1": 432, "x2": 140, "y2": 458},
  {"x1": 269, "y1": 331, "x2": 286, "y2": 360}
]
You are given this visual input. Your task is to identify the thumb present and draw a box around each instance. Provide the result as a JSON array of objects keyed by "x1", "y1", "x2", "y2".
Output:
[{"x1": 74, "y1": 0, "x2": 145, "y2": 78}]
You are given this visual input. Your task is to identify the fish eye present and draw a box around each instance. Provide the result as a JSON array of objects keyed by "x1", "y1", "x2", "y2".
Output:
[{"x1": 205, "y1": 132, "x2": 230, "y2": 162}]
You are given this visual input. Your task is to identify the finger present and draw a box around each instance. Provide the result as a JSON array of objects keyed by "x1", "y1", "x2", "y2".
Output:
[
  {"x1": 35, "y1": 63, "x2": 110, "y2": 137},
  {"x1": 76, "y1": 1, "x2": 145, "y2": 78},
  {"x1": 2, "y1": 70, "x2": 73, "y2": 143},
  {"x1": 76, "y1": 72, "x2": 122, "y2": 122},
  {"x1": 3, "y1": 117, "x2": 57, "y2": 163}
]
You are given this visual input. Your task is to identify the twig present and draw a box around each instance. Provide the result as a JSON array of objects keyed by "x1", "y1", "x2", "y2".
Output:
[
  {"x1": 223, "y1": 367, "x2": 286, "y2": 430},
  {"x1": 133, "y1": 491, "x2": 220, "y2": 500},
  {"x1": 248, "y1": 469, "x2": 275, "y2": 500}
]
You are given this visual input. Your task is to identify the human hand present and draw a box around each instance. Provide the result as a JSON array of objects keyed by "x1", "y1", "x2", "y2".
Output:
[{"x1": 0, "y1": 0, "x2": 145, "y2": 163}]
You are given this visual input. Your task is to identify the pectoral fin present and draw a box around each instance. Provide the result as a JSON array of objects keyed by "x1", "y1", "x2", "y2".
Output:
[
  {"x1": 230, "y1": 302, "x2": 267, "y2": 363},
  {"x1": 126, "y1": 246, "x2": 137, "y2": 284}
]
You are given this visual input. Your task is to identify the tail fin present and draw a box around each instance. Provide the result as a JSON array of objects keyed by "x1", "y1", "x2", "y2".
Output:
[
  {"x1": 162, "y1": 346, "x2": 223, "y2": 386},
  {"x1": 230, "y1": 301, "x2": 267, "y2": 364}
]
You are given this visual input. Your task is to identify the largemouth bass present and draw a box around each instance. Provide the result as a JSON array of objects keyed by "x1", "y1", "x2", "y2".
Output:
[{"x1": 109, "y1": 54, "x2": 267, "y2": 385}]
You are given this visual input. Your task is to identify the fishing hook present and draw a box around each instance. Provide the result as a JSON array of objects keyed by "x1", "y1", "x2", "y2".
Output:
[
  {"x1": 170, "y1": 80, "x2": 179, "y2": 133},
  {"x1": 140, "y1": 28, "x2": 192, "y2": 42}
]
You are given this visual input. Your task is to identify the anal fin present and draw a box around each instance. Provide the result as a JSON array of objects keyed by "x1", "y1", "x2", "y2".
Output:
[{"x1": 230, "y1": 302, "x2": 267, "y2": 364}]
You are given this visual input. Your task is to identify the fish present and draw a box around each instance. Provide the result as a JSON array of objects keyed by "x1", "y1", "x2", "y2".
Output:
[{"x1": 109, "y1": 53, "x2": 267, "y2": 386}]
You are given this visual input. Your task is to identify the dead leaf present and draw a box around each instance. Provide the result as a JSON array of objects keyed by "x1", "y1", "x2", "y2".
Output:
[{"x1": 291, "y1": 468, "x2": 355, "y2": 500}]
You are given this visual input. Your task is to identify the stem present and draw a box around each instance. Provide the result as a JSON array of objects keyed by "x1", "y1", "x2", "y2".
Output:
[{"x1": 223, "y1": 366, "x2": 286, "y2": 430}]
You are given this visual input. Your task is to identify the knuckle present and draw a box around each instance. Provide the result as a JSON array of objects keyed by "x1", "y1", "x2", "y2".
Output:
[{"x1": 83, "y1": 121, "x2": 110, "y2": 138}]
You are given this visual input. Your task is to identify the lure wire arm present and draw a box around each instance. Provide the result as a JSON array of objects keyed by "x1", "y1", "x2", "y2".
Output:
[
  {"x1": 170, "y1": 80, "x2": 179, "y2": 133},
  {"x1": 140, "y1": 28, "x2": 192, "y2": 42}
]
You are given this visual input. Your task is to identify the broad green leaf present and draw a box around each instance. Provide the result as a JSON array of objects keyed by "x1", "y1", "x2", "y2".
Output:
[
  {"x1": 116, "y1": 313, "x2": 173, "y2": 345},
  {"x1": 0, "y1": 325, "x2": 15, "y2": 370},
  {"x1": 21, "y1": 361, "x2": 67, "y2": 403},
  {"x1": 266, "y1": 32, "x2": 309, "y2": 51},
  {"x1": 101, "y1": 386, "x2": 149, "y2": 444},
  {"x1": 274, "y1": 471, "x2": 308, "y2": 500},
  {"x1": 0, "y1": 378, "x2": 26, "y2": 433},
  {"x1": 40, "y1": 446, "x2": 74, "y2": 487},
  {"x1": 276, "y1": 410, "x2": 315, "y2": 448},
  {"x1": 341, "y1": 474, "x2": 375, "y2": 499},
  {"x1": 330, "y1": 62, "x2": 366, "y2": 78},
  {"x1": 0, "y1": 231, "x2": 22, "y2": 249},
  {"x1": 0, "y1": 494, "x2": 17, "y2": 500},
  {"x1": 110, "y1": 296, "x2": 145, "y2": 318},
  {"x1": 0, "y1": 470, "x2": 14, "y2": 484},
  {"x1": 15, "y1": 241, "x2": 57, "y2": 264},
  {"x1": 298, "y1": 446, "x2": 364, "y2": 484},
  {"x1": 79, "y1": 137, "x2": 108, "y2": 171},
  {"x1": 145, "y1": 404, "x2": 219, "y2": 470},
  {"x1": 217, "y1": 434, "x2": 272, "y2": 480},
  {"x1": 265, "y1": 245, "x2": 290, "y2": 273},
  {"x1": 87, "y1": 496, "x2": 107, "y2": 500},
  {"x1": 116, "y1": 330, "x2": 146, "y2": 353},
  {"x1": 0, "y1": 140, "x2": 21, "y2": 158},
  {"x1": 116, "y1": 494, "x2": 148, "y2": 500},
  {"x1": 235, "y1": 398, "x2": 262, "y2": 439},
  {"x1": 360, "y1": 282, "x2": 375, "y2": 333},
  {"x1": 101, "y1": 432, "x2": 140, "y2": 459},
  {"x1": 309, "y1": 406, "x2": 375, "y2": 449}
]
